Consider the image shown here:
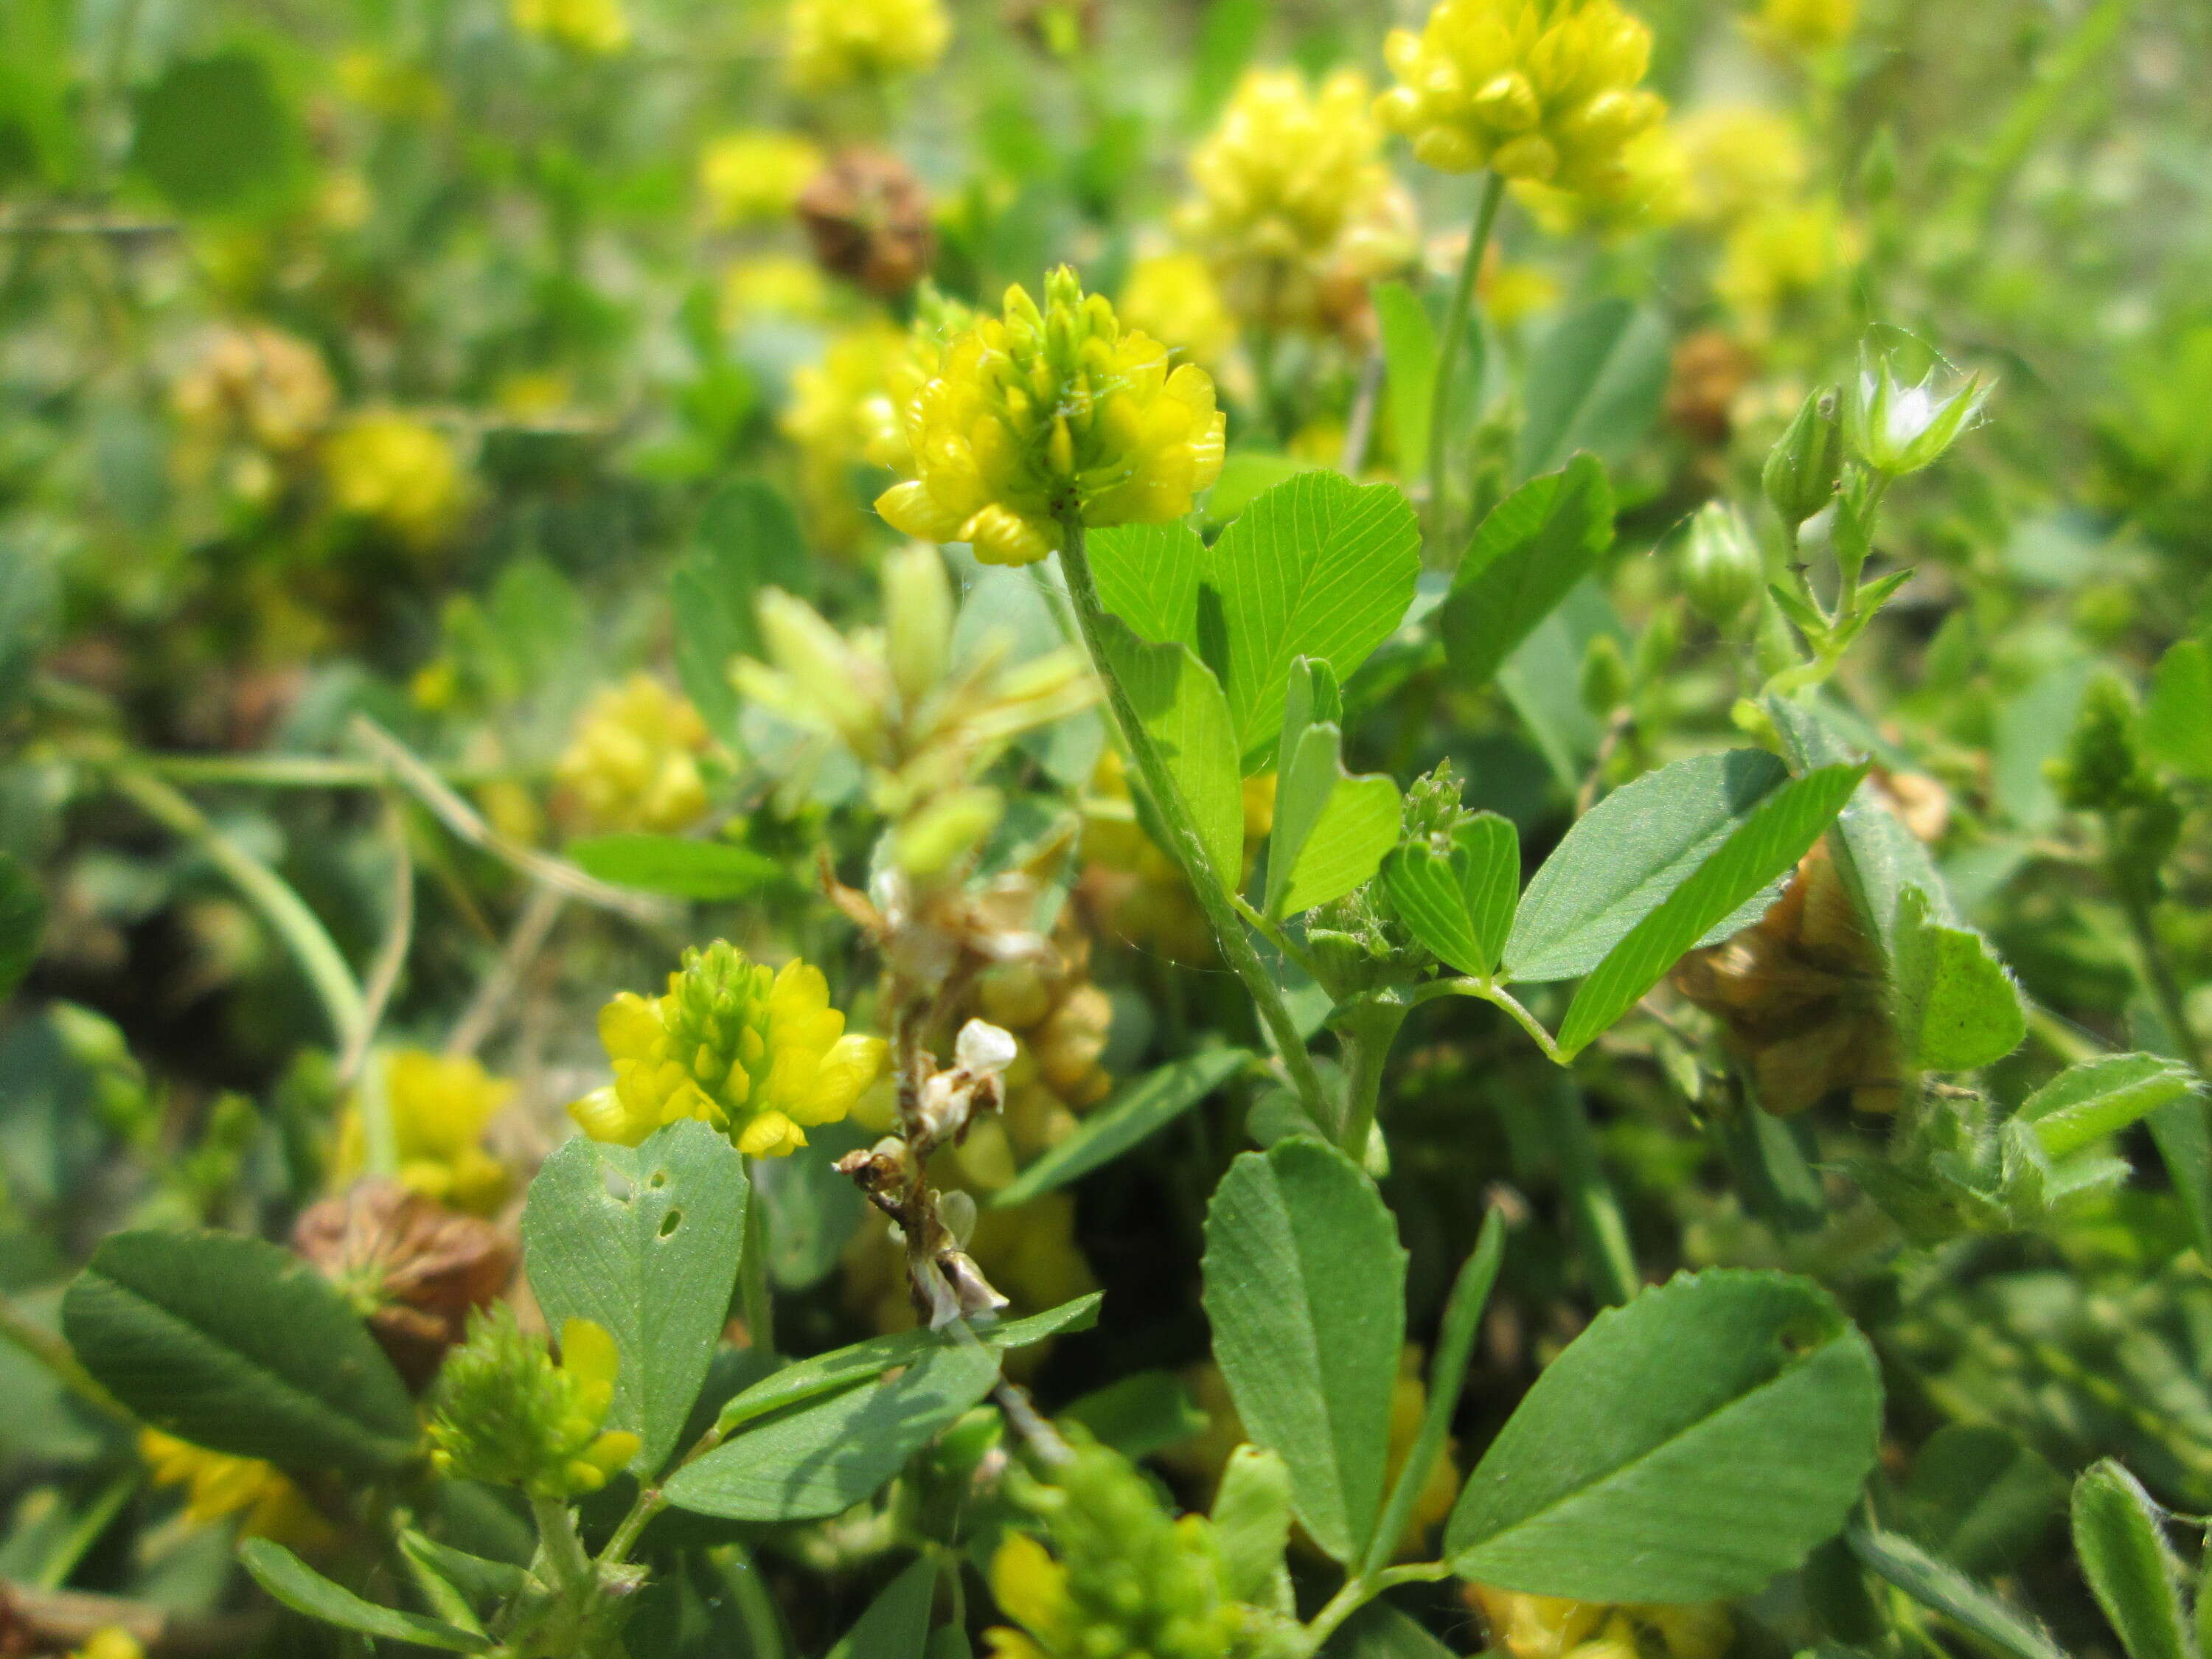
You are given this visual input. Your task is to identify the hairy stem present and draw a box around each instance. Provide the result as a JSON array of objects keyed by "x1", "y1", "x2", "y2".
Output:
[
  {"x1": 1334, "y1": 996, "x2": 1409, "y2": 1161},
  {"x1": 1425, "y1": 170, "x2": 1507, "y2": 552},
  {"x1": 740, "y1": 1158, "x2": 775, "y2": 1354},
  {"x1": 1056, "y1": 519, "x2": 1334, "y2": 1130}
]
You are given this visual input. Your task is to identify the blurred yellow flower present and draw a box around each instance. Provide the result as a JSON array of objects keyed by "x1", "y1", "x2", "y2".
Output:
[
  {"x1": 786, "y1": 0, "x2": 950, "y2": 92},
  {"x1": 1177, "y1": 69, "x2": 1417, "y2": 334},
  {"x1": 700, "y1": 130, "x2": 824, "y2": 226},
  {"x1": 1378, "y1": 0, "x2": 1666, "y2": 198},
  {"x1": 1512, "y1": 121, "x2": 1688, "y2": 237},
  {"x1": 335, "y1": 1048, "x2": 515, "y2": 1216},
  {"x1": 782, "y1": 320, "x2": 910, "y2": 552},
  {"x1": 72, "y1": 1630, "x2": 143, "y2": 1659},
  {"x1": 719, "y1": 254, "x2": 835, "y2": 329},
  {"x1": 875, "y1": 267, "x2": 1225, "y2": 566},
  {"x1": 512, "y1": 0, "x2": 630, "y2": 54},
  {"x1": 1714, "y1": 198, "x2": 1860, "y2": 336},
  {"x1": 139, "y1": 1430, "x2": 336, "y2": 1553},
  {"x1": 1480, "y1": 257, "x2": 1562, "y2": 327},
  {"x1": 1117, "y1": 251, "x2": 1237, "y2": 369},
  {"x1": 173, "y1": 324, "x2": 335, "y2": 456},
  {"x1": 571, "y1": 942, "x2": 886, "y2": 1156},
  {"x1": 1470, "y1": 1585, "x2": 1731, "y2": 1659},
  {"x1": 1677, "y1": 105, "x2": 1809, "y2": 226},
  {"x1": 1752, "y1": 0, "x2": 1856, "y2": 55},
  {"x1": 554, "y1": 674, "x2": 714, "y2": 835},
  {"x1": 322, "y1": 411, "x2": 465, "y2": 549}
]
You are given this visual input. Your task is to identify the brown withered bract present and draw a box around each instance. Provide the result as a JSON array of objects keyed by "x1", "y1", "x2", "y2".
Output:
[
  {"x1": 294, "y1": 1180, "x2": 515, "y2": 1389},
  {"x1": 797, "y1": 149, "x2": 936, "y2": 298},
  {"x1": 1669, "y1": 839, "x2": 1902, "y2": 1116},
  {"x1": 1664, "y1": 328, "x2": 1755, "y2": 447}
]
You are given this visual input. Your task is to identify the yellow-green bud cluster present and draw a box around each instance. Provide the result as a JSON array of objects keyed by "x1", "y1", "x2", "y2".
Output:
[
  {"x1": 571, "y1": 942, "x2": 886, "y2": 1157},
  {"x1": 1377, "y1": 0, "x2": 1666, "y2": 198},
  {"x1": 428, "y1": 1308, "x2": 640, "y2": 1499},
  {"x1": 876, "y1": 266, "x2": 1225, "y2": 567},
  {"x1": 986, "y1": 1434, "x2": 1252, "y2": 1659}
]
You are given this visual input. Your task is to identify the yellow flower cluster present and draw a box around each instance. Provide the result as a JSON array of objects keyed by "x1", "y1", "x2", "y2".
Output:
[
  {"x1": 322, "y1": 411, "x2": 465, "y2": 549},
  {"x1": 720, "y1": 254, "x2": 835, "y2": 329},
  {"x1": 428, "y1": 1312, "x2": 641, "y2": 1498},
  {"x1": 1715, "y1": 198, "x2": 1860, "y2": 338},
  {"x1": 139, "y1": 1430, "x2": 335, "y2": 1552},
  {"x1": 1117, "y1": 252, "x2": 1236, "y2": 370},
  {"x1": 700, "y1": 130, "x2": 824, "y2": 227},
  {"x1": 785, "y1": 0, "x2": 950, "y2": 92},
  {"x1": 571, "y1": 942, "x2": 886, "y2": 1156},
  {"x1": 782, "y1": 321, "x2": 913, "y2": 551},
  {"x1": 71, "y1": 1630, "x2": 142, "y2": 1659},
  {"x1": 511, "y1": 0, "x2": 630, "y2": 54},
  {"x1": 1512, "y1": 122, "x2": 1687, "y2": 237},
  {"x1": 1378, "y1": 0, "x2": 1666, "y2": 198},
  {"x1": 554, "y1": 674, "x2": 714, "y2": 836},
  {"x1": 1176, "y1": 69, "x2": 1416, "y2": 333},
  {"x1": 1470, "y1": 1586, "x2": 1732, "y2": 1659},
  {"x1": 1677, "y1": 105, "x2": 1808, "y2": 226},
  {"x1": 876, "y1": 267, "x2": 1225, "y2": 567},
  {"x1": 1753, "y1": 0, "x2": 1856, "y2": 55},
  {"x1": 335, "y1": 1048, "x2": 515, "y2": 1216}
]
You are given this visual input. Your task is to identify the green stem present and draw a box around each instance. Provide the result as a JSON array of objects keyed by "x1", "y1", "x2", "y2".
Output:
[
  {"x1": 135, "y1": 752, "x2": 533, "y2": 790},
  {"x1": 1334, "y1": 996, "x2": 1409, "y2": 1162},
  {"x1": 740, "y1": 1158, "x2": 775, "y2": 1354},
  {"x1": 109, "y1": 768, "x2": 367, "y2": 1052},
  {"x1": 529, "y1": 1493, "x2": 594, "y2": 1599},
  {"x1": 2119, "y1": 887, "x2": 2207, "y2": 1077},
  {"x1": 1411, "y1": 977, "x2": 1564, "y2": 1066},
  {"x1": 1425, "y1": 171, "x2": 1507, "y2": 554},
  {"x1": 1230, "y1": 892, "x2": 1324, "y2": 984},
  {"x1": 0, "y1": 1294, "x2": 134, "y2": 1425},
  {"x1": 1057, "y1": 521, "x2": 1335, "y2": 1131},
  {"x1": 1301, "y1": 1560, "x2": 1455, "y2": 1652}
]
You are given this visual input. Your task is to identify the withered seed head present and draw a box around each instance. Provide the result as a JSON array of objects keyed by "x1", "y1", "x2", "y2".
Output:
[{"x1": 797, "y1": 149, "x2": 936, "y2": 297}]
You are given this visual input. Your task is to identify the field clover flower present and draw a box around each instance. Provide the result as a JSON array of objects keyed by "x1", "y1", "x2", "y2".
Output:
[
  {"x1": 1377, "y1": 0, "x2": 1666, "y2": 196},
  {"x1": 322, "y1": 411, "x2": 465, "y2": 549},
  {"x1": 140, "y1": 1430, "x2": 338, "y2": 1551},
  {"x1": 554, "y1": 674, "x2": 714, "y2": 835},
  {"x1": 334, "y1": 1048, "x2": 515, "y2": 1216},
  {"x1": 785, "y1": 0, "x2": 950, "y2": 92},
  {"x1": 428, "y1": 1308, "x2": 641, "y2": 1498},
  {"x1": 1117, "y1": 251, "x2": 1237, "y2": 369},
  {"x1": 1175, "y1": 69, "x2": 1417, "y2": 333},
  {"x1": 571, "y1": 942, "x2": 886, "y2": 1156},
  {"x1": 698, "y1": 130, "x2": 822, "y2": 226},
  {"x1": 874, "y1": 267, "x2": 1226, "y2": 566}
]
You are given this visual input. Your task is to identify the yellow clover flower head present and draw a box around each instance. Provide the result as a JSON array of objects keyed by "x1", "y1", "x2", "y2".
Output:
[
  {"x1": 785, "y1": 0, "x2": 950, "y2": 93},
  {"x1": 335, "y1": 1048, "x2": 515, "y2": 1215},
  {"x1": 1512, "y1": 119, "x2": 1687, "y2": 237},
  {"x1": 1377, "y1": 0, "x2": 1666, "y2": 197},
  {"x1": 554, "y1": 674, "x2": 714, "y2": 836},
  {"x1": 1714, "y1": 198, "x2": 1860, "y2": 338},
  {"x1": 1677, "y1": 104, "x2": 1809, "y2": 227},
  {"x1": 571, "y1": 941, "x2": 887, "y2": 1157},
  {"x1": 322, "y1": 411, "x2": 465, "y2": 549},
  {"x1": 511, "y1": 0, "x2": 631, "y2": 55},
  {"x1": 428, "y1": 1307, "x2": 642, "y2": 1498},
  {"x1": 1470, "y1": 1585, "x2": 1731, "y2": 1659},
  {"x1": 139, "y1": 1429, "x2": 338, "y2": 1551},
  {"x1": 1176, "y1": 69, "x2": 1418, "y2": 333},
  {"x1": 875, "y1": 266, "x2": 1227, "y2": 567},
  {"x1": 1117, "y1": 251, "x2": 1237, "y2": 370},
  {"x1": 700, "y1": 130, "x2": 824, "y2": 227},
  {"x1": 1751, "y1": 0, "x2": 1855, "y2": 56}
]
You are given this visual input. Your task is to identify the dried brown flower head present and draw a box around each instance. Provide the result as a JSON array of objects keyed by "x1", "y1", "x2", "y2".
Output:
[{"x1": 797, "y1": 149, "x2": 936, "y2": 297}]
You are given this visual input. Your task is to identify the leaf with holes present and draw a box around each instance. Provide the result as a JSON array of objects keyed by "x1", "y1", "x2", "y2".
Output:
[
  {"x1": 1203, "y1": 1138, "x2": 1405, "y2": 1565},
  {"x1": 62, "y1": 1231, "x2": 417, "y2": 1478},
  {"x1": 1381, "y1": 813, "x2": 1518, "y2": 980},
  {"x1": 1556, "y1": 763, "x2": 1865, "y2": 1058},
  {"x1": 522, "y1": 1120, "x2": 749, "y2": 1475},
  {"x1": 1447, "y1": 1269, "x2": 1881, "y2": 1601}
]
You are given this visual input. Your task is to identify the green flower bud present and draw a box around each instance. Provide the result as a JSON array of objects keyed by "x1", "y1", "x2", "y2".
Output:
[
  {"x1": 428, "y1": 1307, "x2": 641, "y2": 1499},
  {"x1": 1399, "y1": 759, "x2": 1473, "y2": 848},
  {"x1": 892, "y1": 784, "x2": 1003, "y2": 876},
  {"x1": 883, "y1": 542, "x2": 955, "y2": 711},
  {"x1": 1844, "y1": 353, "x2": 1991, "y2": 476},
  {"x1": 1680, "y1": 501, "x2": 1763, "y2": 627},
  {"x1": 1761, "y1": 386, "x2": 1844, "y2": 528},
  {"x1": 1579, "y1": 633, "x2": 1631, "y2": 717}
]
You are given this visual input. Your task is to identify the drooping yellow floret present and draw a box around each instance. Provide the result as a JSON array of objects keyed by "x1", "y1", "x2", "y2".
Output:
[
  {"x1": 554, "y1": 674, "x2": 714, "y2": 836},
  {"x1": 699, "y1": 130, "x2": 823, "y2": 226},
  {"x1": 1377, "y1": 0, "x2": 1667, "y2": 199},
  {"x1": 785, "y1": 0, "x2": 950, "y2": 92},
  {"x1": 139, "y1": 1430, "x2": 337, "y2": 1551},
  {"x1": 570, "y1": 942, "x2": 887, "y2": 1157},
  {"x1": 511, "y1": 0, "x2": 630, "y2": 54},
  {"x1": 875, "y1": 267, "x2": 1226, "y2": 567},
  {"x1": 1176, "y1": 69, "x2": 1417, "y2": 333}
]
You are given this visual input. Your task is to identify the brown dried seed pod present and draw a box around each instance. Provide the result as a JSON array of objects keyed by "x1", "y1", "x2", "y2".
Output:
[
  {"x1": 294, "y1": 1180, "x2": 515, "y2": 1389},
  {"x1": 796, "y1": 149, "x2": 936, "y2": 298},
  {"x1": 1664, "y1": 328, "x2": 1755, "y2": 447}
]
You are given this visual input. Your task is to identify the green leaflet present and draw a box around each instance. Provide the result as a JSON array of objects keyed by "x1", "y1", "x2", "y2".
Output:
[
  {"x1": 1441, "y1": 456, "x2": 1614, "y2": 698},
  {"x1": 521, "y1": 1120, "x2": 750, "y2": 1475},
  {"x1": 1447, "y1": 1270, "x2": 1881, "y2": 1602},
  {"x1": 1380, "y1": 813, "x2": 1517, "y2": 980}
]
